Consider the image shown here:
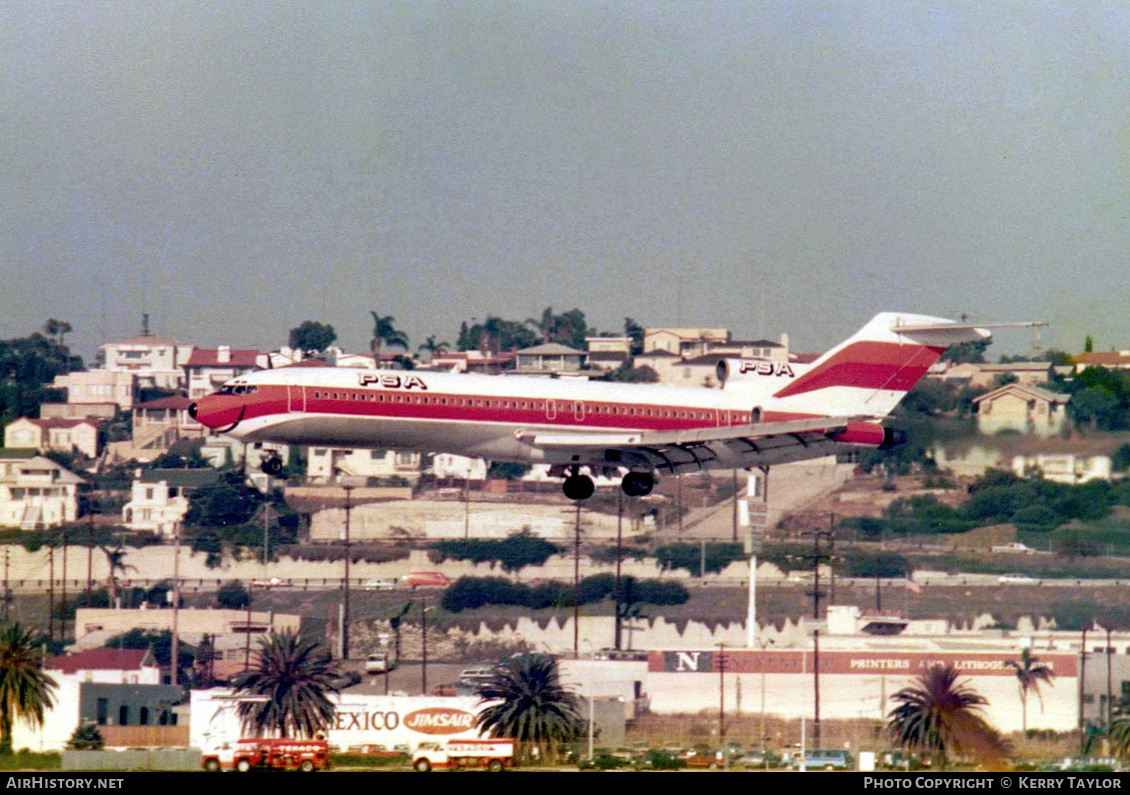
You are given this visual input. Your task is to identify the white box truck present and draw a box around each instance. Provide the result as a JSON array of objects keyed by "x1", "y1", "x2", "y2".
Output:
[{"x1": 412, "y1": 739, "x2": 515, "y2": 772}]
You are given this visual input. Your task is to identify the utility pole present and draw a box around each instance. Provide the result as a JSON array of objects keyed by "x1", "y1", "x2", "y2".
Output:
[
  {"x1": 463, "y1": 469, "x2": 470, "y2": 539},
  {"x1": 718, "y1": 642, "x2": 727, "y2": 771},
  {"x1": 796, "y1": 531, "x2": 833, "y2": 619},
  {"x1": 48, "y1": 543, "x2": 55, "y2": 644},
  {"x1": 244, "y1": 582, "x2": 253, "y2": 672},
  {"x1": 421, "y1": 597, "x2": 429, "y2": 695},
  {"x1": 614, "y1": 490, "x2": 623, "y2": 651},
  {"x1": 3, "y1": 548, "x2": 9, "y2": 622},
  {"x1": 1080, "y1": 626, "x2": 1089, "y2": 754},
  {"x1": 731, "y1": 470, "x2": 739, "y2": 543},
  {"x1": 60, "y1": 529, "x2": 68, "y2": 643},
  {"x1": 813, "y1": 629, "x2": 822, "y2": 748},
  {"x1": 172, "y1": 522, "x2": 181, "y2": 687},
  {"x1": 86, "y1": 512, "x2": 94, "y2": 598},
  {"x1": 573, "y1": 501, "x2": 581, "y2": 658},
  {"x1": 342, "y1": 484, "x2": 353, "y2": 660}
]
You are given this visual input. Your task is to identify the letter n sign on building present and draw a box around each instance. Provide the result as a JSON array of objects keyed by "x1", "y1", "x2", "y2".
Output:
[{"x1": 663, "y1": 651, "x2": 715, "y2": 673}]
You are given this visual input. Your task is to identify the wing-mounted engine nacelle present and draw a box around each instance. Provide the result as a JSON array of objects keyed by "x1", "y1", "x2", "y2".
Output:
[{"x1": 715, "y1": 358, "x2": 798, "y2": 389}]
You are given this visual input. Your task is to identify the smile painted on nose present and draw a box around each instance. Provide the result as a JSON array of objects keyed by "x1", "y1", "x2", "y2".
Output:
[{"x1": 188, "y1": 394, "x2": 245, "y2": 433}]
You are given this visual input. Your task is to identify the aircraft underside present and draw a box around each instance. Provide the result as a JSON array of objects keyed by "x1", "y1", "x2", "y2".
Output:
[{"x1": 238, "y1": 411, "x2": 858, "y2": 500}]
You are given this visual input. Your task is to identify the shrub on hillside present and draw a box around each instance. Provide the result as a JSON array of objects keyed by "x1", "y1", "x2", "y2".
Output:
[
  {"x1": 441, "y1": 575, "x2": 689, "y2": 613},
  {"x1": 655, "y1": 543, "x2": 744, "y2": 575},
  {"x1": 431, "y1": 533, "x2": 563, "y2": 572}
]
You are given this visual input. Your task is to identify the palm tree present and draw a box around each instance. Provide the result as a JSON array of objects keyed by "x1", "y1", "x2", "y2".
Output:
[
  {"x1": 1110, "y1": 714, "x2": 1130, "y2": 759},
  {"x1": 0, "y1": 623, "x2": 58, "y2": 754},
  {"x1": 1007, "y1": 648, "x2": 1055, "y2": 733},
  {"x1": 230, "y1": 630, "x2": 341, "y2": 738},
  {"x1": 416, "y1": 336, "x2": 450, "y2": 362},
  {"x1": 476, "y1": 653, "x2": 583, "y2": 764},
  {"x1": 100, "y1": 546, "x2": 135, "y2": 608},
  {"x1": 369, "y1": 312, "x2": 409, "y2": 362},
  {"x1": 888, "y1": 664, "x2": 1009, "y2": 770}
]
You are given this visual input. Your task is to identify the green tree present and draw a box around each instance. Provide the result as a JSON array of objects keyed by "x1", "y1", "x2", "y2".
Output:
[
  {"x1": 1007, "y1": 648, "x2": 1054, "y2": 733},
  {"x1": 100, "y1": 546, "x2": 135, "y2": 607},
  {"x1": 231, "y1": 630, "x2": 341, "y2": 738},
  {"x1": 185, "y1": 472, "x2": 263, "y2": 527},
  {"x1": 288, "y1": 321, "x2": 337, "y2": 355},
  {"x1": 941, "y1": 338, "x2": 991, "y2": 364},
  {"x1": 66, "y1": 723, "x2": 104, "y2": 750},
  {"x1": 623, "y1": 318, "x2": 645, "y2": 356},
  {"x1": 217, "y1": 580, "x2": 250, "y2": 609},
  {"x1": 1110, "y1": 714, "x2": 1130, "y2": 759},
  {"x1": 369, "y1": 312, "x2": 409, "y2": 360},
  {"x1": 417, "y1": 336, "x2": 450, "y2": 361},
  {"x1": 457, "y1": 317, "x2": 538, "y2": 354},
  {"x1": 888, "y1": 664, "x2": 1009, "y2": 770},
  {"x1": 0, "y1": 330, "x2": 83, "y2": 425},
  {"x1": 603, "y1": 363, "x2": 659, "y2": 383},
  {"x1": 526, "y1": 307, "x2": 589, "y2": 350},
  {"x1": 0, "y1": 623, "x2": 58, "y2": 755},
  {"x1": 43, "y1": 319, "x2": 73, "y2": 348},
  {"x1": 475, "y1": 653, "x2": 583, "y2": 764}
]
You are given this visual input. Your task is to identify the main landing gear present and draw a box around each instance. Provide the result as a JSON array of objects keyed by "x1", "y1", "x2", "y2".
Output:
[
  {"x1": 562, "y1": 469, "x2": 595, "y2": 501},
  {"x1": 621, "y1": 471, "x2": 655, "y2": 497},
  {"x1": 559, "y1": 468, "x2": 656, "y2": 500}
]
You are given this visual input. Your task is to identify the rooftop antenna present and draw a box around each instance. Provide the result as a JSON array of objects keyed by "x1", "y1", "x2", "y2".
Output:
[{"x1": 141, "y1": 313, "x2": 151, "y2": 337}]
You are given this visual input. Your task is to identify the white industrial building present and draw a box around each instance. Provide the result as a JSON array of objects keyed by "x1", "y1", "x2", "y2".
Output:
[{"x1": 559, "y1": 605, "x2": 1094, "y2": 735}]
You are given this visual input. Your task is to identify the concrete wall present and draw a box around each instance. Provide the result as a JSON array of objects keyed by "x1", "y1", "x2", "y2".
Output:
[{"x1": 62, "y1": 749, "x2": 201, "y2": 771}]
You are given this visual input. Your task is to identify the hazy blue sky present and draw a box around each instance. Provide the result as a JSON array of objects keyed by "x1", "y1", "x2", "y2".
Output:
[{"x1": 3, "y1": 2, "x2": 1128, "y2": 361}]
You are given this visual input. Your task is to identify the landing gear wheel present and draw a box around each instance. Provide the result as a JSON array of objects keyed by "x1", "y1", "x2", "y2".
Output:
[
  {"x1": 562, "y1": 474, "x2": 595, "y2": 501},
  {"x1": 621, "y1": 471, "x2": 655, "y2": 497},
  {"x1": 260, "y1": 454, "x2": 283, "y2": 476}
]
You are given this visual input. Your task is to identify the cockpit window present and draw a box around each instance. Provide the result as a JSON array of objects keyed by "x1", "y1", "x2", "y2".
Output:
[{"x1": 217, "y1": 385, "x2": 257, "y2": 396}]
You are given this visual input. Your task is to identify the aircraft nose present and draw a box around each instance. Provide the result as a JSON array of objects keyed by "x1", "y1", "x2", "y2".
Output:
[{"x1": 188, "y1": 402, "x2": 198, "y2": 419}]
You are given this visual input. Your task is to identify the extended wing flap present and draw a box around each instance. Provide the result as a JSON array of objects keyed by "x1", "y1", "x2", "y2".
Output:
[{"x1": 521, "y1": 417, "x2": 868, "y2": 475}]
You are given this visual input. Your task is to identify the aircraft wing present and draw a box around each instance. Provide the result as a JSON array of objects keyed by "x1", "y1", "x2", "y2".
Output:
[{"x1": 517, "y1": 417, "x2": 869, "y2": 475}]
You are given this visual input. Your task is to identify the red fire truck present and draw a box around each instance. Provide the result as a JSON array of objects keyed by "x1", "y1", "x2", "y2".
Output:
[{"x1": 202, "y1": 737, "x2": 329, "y2": 772}]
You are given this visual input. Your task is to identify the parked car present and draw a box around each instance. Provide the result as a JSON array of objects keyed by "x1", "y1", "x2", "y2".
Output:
[
  {"x1": 459, "y1": 666, "x2": 494, "y2": 681},
  {"x1": 738, "y1": 750, "x2": 783, "y2": 769},
  {"x1": 998, "y1": 573, "x2": 1038, "y2": 584},
  {"x1": 365, "y1": 653, "x2": 394, "y2": 673},
  {"x1": 403, "y1": 571, "x2": 451, "y2": 588},
  {"x1": 990, "y1": 542, "x2": 1034, "y2": 554},
  {"x1": 791, "y1": 749, "x2": 853, "y2": 770},
  {"x1": 250, "y1": 577, "x2": 294, "y2": 589},
  {"x1": 361, "y1": 577, "x2": 398, "y2": 591}
]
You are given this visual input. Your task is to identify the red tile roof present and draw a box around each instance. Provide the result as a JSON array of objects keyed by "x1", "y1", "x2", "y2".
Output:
[
  {"x1": 46, "y1": 648, "x2": 152, "y2": 674},
  {"x1": 185, "y1": 349, "x2": 260, "y2": 368}
]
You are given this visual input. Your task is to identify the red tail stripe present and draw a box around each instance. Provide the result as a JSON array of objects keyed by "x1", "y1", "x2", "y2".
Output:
[{"x1": 773, "y1": 341, "x2": 945, "y2": 398}]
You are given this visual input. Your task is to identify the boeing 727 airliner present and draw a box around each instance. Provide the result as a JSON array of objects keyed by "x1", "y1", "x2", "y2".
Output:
[{"x1": 188, "y1": 313, "x2": 990, "y2": 500}]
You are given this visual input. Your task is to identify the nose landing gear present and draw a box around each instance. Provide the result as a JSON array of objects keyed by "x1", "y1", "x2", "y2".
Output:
[{"x1": 260, "y1": 452, "x2": 284, "y2": 476}]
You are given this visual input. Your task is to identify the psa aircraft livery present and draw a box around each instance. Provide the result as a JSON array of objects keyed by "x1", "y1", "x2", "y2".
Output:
[{"x1": 189, "y1": 313, "x2": 989, "y2": 500}]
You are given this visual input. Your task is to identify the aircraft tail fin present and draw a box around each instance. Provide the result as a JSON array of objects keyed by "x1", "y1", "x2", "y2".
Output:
[{"x1": 771, "y1": 312, "x2": 991, "y2": 418}]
